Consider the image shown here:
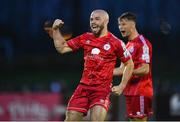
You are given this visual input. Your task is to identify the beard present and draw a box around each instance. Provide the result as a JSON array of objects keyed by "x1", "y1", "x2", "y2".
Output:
[{"x1": 91, "y1": 25, "x2": 104, "y2": 37}]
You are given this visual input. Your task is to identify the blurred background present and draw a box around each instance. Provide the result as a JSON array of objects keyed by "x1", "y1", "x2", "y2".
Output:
[{"x1": 0, "y1": 0, "x2": 180, "y2": 121}]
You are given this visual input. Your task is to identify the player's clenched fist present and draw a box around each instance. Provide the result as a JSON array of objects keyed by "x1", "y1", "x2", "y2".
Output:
[{"x1": 52, "y1": 19, "x2": 64, "y2": 30}]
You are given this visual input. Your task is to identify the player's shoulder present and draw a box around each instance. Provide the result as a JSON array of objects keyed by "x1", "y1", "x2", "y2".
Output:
[
  {"x1": 83, "y1": 32, "x2": 94, "y2": 37},
  {"x1": 138, "y1": 35, "x2": 152, "y2": 46},
  {"x1": 77, "y1": 32, "x2": 94, "y2": 39},
  {"x1": 108, "y1": 33, "x2": 126, "y2": 50},
  {"x1": 108, "y1": 32, "x2": 124, "y2": 44}
]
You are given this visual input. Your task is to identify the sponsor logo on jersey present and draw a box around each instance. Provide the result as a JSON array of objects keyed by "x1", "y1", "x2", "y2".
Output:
[{"x1": 91, "y1": 48, "x2": 100, "y2": 55}]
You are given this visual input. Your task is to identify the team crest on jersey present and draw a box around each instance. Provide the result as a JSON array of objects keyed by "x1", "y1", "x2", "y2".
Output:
[
  {"x1": 91, "y1": 48, "x2": 100, "y2": 55},
  {"x1": 103, "y1": 43, "x2": 111, "y2": 50},
  {"x1": 128, "y1": 46, "x2": 134, "y2": 53}
]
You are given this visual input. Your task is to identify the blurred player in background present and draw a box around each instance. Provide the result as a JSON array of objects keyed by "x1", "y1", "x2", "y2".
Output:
[
  {"x1": 45, "y1": 9, "x2": 134, "y2": 121},
  {"x1": 113, "y1": 12, "x2": 153, "y2": 122}
]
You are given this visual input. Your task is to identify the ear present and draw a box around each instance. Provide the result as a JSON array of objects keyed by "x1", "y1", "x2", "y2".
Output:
[
  {"x1": 133, "y1": 21, "x2": 136, "y2": 27},
  {"x1": 130, "y1": 21, "x2": 136, "y2": 28},
  {"x1": 105, "y1": 18, "x2": 109, "y2": 25}
]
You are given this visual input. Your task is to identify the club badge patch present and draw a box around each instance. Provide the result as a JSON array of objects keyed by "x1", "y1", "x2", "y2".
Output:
[
  {"x1": 128, "y1": 46, "x2": 134, "y2": 53},
  {"x1": 103, "y1": 43, "x2": 111, "y2": 50}
]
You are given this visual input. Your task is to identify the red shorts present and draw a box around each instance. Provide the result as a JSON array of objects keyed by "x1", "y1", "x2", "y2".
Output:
[
  {"x1": 67, "y1": 83, "x2": 111, "y2": 115},
  {"x1": 125, "y1": 96, "x2": 153, "y2": 119}
]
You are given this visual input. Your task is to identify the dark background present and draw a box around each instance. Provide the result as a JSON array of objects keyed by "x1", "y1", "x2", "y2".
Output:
[{"x1": 0, "y1": 0, "x2": 180, "y2": 120}]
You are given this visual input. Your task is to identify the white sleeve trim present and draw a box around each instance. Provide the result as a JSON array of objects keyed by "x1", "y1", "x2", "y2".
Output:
[{"x1": 139, "y1": 35, "x2": 150, "y2": 63}]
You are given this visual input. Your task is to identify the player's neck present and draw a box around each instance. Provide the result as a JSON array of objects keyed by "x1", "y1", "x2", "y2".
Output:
[
  {"x1": 128, "y1": 29, "x2": 139, "y2": 41},
  {"x1": 99, "y1": 28, "x2": 108, "y2": 38}
]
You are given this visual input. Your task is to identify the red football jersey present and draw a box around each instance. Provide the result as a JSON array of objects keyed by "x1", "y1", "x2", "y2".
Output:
[
  {"x1": 67, "y1": 32, "x2": 131, "y2": 89},
  {"x1": 123, "y1": 35, "x2": 153, "y2": 97}
]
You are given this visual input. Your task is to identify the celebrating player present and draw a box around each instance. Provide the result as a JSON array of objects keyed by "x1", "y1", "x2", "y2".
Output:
[
  {"x1": 46, "y1": 9, "x2": 134, "y2": 121},
  {"x1": 114, "y1": 12, "x2": 153, "y2": 121}
]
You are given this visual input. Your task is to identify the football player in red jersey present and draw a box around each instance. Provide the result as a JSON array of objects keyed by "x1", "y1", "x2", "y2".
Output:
[
  {"x1": 46, "y1": 9, "x2": 134, "y2": 121},
  {"x1": 114, "y1": 12, "x2": 153, "y2": 122}
]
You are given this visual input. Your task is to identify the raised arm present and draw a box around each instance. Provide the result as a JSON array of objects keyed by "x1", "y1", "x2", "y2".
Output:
[
  {"x1": 52, "y1": 19, "x2": 72, "y2": 54},
  {"x1": 112, "y1": 59, "x2": 134, "y2": 95}
]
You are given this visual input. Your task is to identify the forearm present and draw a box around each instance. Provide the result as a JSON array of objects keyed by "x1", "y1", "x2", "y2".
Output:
[
  {"x1": 113, "y1": 63, "x2": 125, "y2": 76},
  {"x1": 133, "y1": 64, "x2": 149, "y2": 76},
  {"x1": 113, "y1": 67, "x2": 124, "y2": 76},
  {"x1": 52, "y1": 29, "x2": 66, "y2": 53},
  {"x1": 119, "y1": 60, "x2": 134, "y2": 88}
]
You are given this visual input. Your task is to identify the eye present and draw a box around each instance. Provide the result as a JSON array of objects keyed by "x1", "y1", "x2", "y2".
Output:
[
  {"x1": 90, "y1": 18, "x2": 93, "y2": 21},
  {"x1": 120, "y1": 23, "x2": 125, "y2": 26},
  {"x1": 118, "y1": 23, "x2": 123, "y2": 27},
  {"x1": 95, "y1": 17, "x2": 101, "y2": 20}
]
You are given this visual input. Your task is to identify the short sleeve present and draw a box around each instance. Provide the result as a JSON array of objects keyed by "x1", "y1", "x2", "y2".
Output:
[
  {"x1": 115, "y1": 40, "x2": 131, "y2": 63},
  {"x1": 136, "y1": 43, "x2": 151, "y2": 64},
  {"x1": 67, "y1": 34, "x2": 84, "y2": 51},
  {"x1": 136, "y1": 35, "x2": 152, "y2": 64}
]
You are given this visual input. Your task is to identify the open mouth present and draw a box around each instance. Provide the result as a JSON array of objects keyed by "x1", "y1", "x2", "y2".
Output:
[
  {"x1": 92, "y1": 25, "x2": 98, "y2": 29},
  {"x1": 91, "y1": 25, "x2": 99, "y2": 32},
  {"x1": 121, "y1": 30, "x2": 126, "y2": 35}
]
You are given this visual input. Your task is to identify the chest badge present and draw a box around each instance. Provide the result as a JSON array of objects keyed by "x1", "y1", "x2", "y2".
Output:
[
  {"x1": 103, "y1": 43, "x2": 111, "y2": 51},
  {"x1": 128, "y1": 46, "x2": 134, "y2": 53}
]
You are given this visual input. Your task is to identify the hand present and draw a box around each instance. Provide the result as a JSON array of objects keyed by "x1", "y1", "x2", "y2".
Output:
[
  {"x1": 111, "y1": 85, "x2": 125, "y2": 96},
  {"x1": 52, "y1": 19, "x2": 64, "y2": 30}
]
